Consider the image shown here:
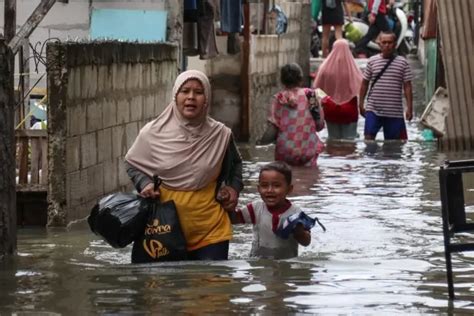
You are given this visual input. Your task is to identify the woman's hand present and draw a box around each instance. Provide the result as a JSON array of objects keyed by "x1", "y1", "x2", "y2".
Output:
[
  {"x1": 139, "y1": 183, "x2": 161, "y2": 199},
  {"x1": 217, "y1": 186, "x2": 239, "y2": 212}
]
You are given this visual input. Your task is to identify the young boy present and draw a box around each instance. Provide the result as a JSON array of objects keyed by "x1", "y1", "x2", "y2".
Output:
[{"x1": 230, "y1": 161, "x2": 312, "y2": 259}]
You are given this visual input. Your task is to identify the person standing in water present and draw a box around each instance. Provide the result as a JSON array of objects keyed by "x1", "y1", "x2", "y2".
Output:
[
  {"x1": 125, "y1": 70, "x2": 243, "y2": 261},
  {"x1": 359, "y1": 32, "x2": 414, "y2": 140},
  {"x1": 314, "y1": 39, "x2": 363, "y2": 140},
  {"x1": 258, "y1": 63, "x2": 325, "y2": 167}
]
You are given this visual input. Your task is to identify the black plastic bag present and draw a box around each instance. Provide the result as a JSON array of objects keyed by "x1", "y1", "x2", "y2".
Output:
[
  {"x1": 88, "y1": 192, "x2": 149, "y2": 248},
  {"x1": 131, "y1": 199, "x2": 188, "y2": 263}
]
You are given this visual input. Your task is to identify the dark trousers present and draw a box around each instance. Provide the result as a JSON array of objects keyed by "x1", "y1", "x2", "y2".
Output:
[
  {"x1": 187, "y1": 240, "x2": 229, "y2": 260},
  {"x1": 355, "y1": 14, "x2": 389, "y2": 54}
]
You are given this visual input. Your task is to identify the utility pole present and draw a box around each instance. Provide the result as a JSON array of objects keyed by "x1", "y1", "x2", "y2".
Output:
[
  {"x1": 4, "y1": 0, "x2": 16, "y2": 41},
  {"x1": 240, "y1": 1, "x2": 250, "y2": 141},
  {"x1": 0, "y1": 0, "x2": 17, "y2": 258}
]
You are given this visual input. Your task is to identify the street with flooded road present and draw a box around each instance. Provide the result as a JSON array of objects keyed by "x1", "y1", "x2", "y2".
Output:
[{"x1": 2, "y1": 57, "x2": 474, "y2": 314}]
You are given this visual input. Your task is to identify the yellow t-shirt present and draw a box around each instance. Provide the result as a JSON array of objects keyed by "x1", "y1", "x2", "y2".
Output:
[{"x1": 159, "y1": 181, "x2": 232, "y2": 251}]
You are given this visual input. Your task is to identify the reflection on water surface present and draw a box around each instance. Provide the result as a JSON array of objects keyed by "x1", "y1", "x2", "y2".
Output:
[{"x1": 2, "y1": 138, "x2": 474, "y2": 314}]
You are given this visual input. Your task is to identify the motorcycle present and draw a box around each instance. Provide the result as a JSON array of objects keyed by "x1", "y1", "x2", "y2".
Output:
[
  {"x1": 310, "y1": 20, "x2": 322, "y2": 58},
  {"x1": 345, "y1": 3, "x2": 411, "y2": 56},
  {"x1": 311, "y1": 3, "x2": 412, "y2": 58}
]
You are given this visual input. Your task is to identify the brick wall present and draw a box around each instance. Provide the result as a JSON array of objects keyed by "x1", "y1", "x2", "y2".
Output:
[{"x1": 47, "y1": 42, "x2": 178, "y2": 225}]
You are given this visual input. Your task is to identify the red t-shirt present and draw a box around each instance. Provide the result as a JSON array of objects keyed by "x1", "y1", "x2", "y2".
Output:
[
  {"x1": 368, "y1": 0, "x2": 387, "y2": 15},
  {"x1": 321, "y1": 96, "x2": 358, "y2": 124}
]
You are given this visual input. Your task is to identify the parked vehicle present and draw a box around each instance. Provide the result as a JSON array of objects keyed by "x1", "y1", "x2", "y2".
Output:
[
  {"x1": 311, "y1": 2, "x2": 412, "y2": 58},
  {"x1": 346, "y1": 4, "x2": 410, "y2": 56},
  {"x1": 310, "y1": 20, "x2": 322, "y2": 58}
]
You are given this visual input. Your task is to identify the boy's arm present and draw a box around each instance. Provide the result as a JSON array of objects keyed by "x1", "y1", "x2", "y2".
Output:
[
  {"x1": 293, "y1": 223, "x2": 311, "y2": 246},
  {"x1": 228, "y1": 209, "x2": 245, "y2": 224},
  {"x1": 229, "y1": 203, "x2": 257, "y2": 225}
]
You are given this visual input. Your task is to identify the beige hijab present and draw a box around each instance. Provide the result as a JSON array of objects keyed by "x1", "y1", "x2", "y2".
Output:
[{"x1": 125, "y1": 70, "x2": 232, "y2": 191}]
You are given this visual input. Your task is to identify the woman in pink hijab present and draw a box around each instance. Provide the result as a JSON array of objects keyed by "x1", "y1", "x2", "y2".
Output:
[
  {"x1": 313, "y1": 39, "x2": 363, "y2": 140},
  {"x1": 125, "y1": 70, "x2": 243, "y2": 261}
]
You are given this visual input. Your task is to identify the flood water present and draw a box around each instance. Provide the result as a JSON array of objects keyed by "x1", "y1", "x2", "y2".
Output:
[{"x1": 2, "y1": 57, "x2": 474, "y2": 314}]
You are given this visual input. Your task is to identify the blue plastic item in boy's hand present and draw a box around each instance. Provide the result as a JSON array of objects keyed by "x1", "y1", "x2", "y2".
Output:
[{"x1": 275, "y1": 212, "x2": 326, "y2": 239}]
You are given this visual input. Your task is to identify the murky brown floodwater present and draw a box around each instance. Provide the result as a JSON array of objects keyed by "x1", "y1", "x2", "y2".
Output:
[{"x1": 2, "y1": 57, "x2": 474, "y2": 314}]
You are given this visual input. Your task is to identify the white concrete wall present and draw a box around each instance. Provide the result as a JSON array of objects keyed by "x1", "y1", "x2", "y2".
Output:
[
  {"x1": 187, "y1": 35, "x2": 243, "y2": 137},
  {"x1": 0, "y1": 0, "x2": 166, "y2": 88}
]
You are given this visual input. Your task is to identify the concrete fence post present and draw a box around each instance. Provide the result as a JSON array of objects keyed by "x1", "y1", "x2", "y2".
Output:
[{"x1": 46, "y1": 42, "x2": 68, "y2": 226}]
